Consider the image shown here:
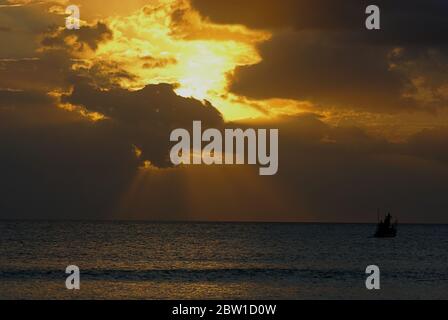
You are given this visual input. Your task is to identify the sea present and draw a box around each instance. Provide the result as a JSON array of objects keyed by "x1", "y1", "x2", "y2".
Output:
[{"x1": 0, "y1": 221, "x2": 447, "y2": 300}]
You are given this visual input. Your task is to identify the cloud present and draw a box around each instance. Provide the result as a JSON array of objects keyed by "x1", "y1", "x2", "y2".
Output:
[
  {"x1": 2, "y1": 72, "x2": 448, "y2": 222},
  {"x1": 41, "y1": 22, "x2": 113, "y2": 52},
  {"x1": 1, "y1": 0, "x2": 448, "y2": 223},
  {"x1": 85, "y1": 0, "x2": 272, "y2": 119},
  {"x1": 0, "y1": 1, "x2": 64, "y2": 58},
  {"x1": 243, "y1": 115, "x2": 448, "y2": 223},
  {"x1": 0, "y1": 118, "x2": 141, "y2": 219},
  {"x1": 61, "y1": 80, "x2": 224, "y2": 167},
  {"x1": 229, "y1": 30, "x2": 413, "y2": 112},
  {"x1": 0, "y1": 88, "x2": 53, "y2": 107},
  {"x1": 0, "y1": 80, "x2": 138, "y2": 219},
  {"x1": 114, "y1": 114, "x2": 448, "y2": 223},
  {"x1": 191, "y1": 0, "x2": 448, "y2": 47},
  {"x1": 192, "y1": 0, "x2": 448, "y2": 113},
  {"x1": 0, "y1": 51, "x2": 74, "y2": 92},
  {"x1": 0, "y1": 79, "x2": 225, "y2": 219},
  {"x1": 389, "y1": 47, "x2": 448, "y2": 110},
  {"x1": 406, "y1": 127, "x2": 448, "y2": 165},
  {"x1": 191, "y1": 0, "x2": 365, "y2": 31},
  {"x1": 0, "y1": 0, "x2": 227, "y2": 218}
]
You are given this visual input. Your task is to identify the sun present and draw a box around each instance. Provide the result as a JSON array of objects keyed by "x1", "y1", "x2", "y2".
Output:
[
  {"x1": 174, "y1": 41, "x2": 235, "y2": 100},
  {"x1": 93, "y1": 0, "x2": 278, "y2": 120}
]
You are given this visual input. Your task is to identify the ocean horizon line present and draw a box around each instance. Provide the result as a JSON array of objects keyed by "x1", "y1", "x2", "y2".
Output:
[{"x1": 1, "y1": 218, "x2": 447, "y2": 225}]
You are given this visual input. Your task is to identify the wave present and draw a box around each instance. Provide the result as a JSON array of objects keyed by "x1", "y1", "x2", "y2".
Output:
[
  {"x1": 0, "y1": 267, "x2": 358, "y2": 282},
  {"x1": 2, "y1": 267, "x2": 446, "y2": 283}
]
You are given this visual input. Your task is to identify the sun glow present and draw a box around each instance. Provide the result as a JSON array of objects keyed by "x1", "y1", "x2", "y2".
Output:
[{"x1": 92, "y1": 0, "x2": 286, "y2": 120}]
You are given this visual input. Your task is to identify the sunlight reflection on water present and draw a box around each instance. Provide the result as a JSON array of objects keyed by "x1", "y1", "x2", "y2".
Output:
[{"x1": 1, "y1": 221, "x2": 447, "y2": 299}]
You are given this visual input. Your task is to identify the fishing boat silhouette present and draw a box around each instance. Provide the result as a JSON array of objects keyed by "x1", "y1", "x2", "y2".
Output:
[{"x1": 374, "y1": 211, "x2": 398, "y2": 238}]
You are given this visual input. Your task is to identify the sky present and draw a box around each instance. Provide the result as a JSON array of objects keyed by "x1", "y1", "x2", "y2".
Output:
[{"x1": 0, "y1": 0, "x2": 448, "y2": 222}]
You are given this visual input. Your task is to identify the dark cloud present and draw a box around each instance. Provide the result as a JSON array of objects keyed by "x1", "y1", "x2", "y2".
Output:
[
  {"x1": 41, "y1": 22, "x2": 113, "y2": 52},
  {"x1": 2, "y1": 85, "x2": 448, "y2": 222},
  {"x1": 74, "y1": 60, "x2": 138, "y2": 89},
  {"x1": 0, "y1": 119, "x2": 140, "y2": 219},
  {"x1": 0, "y1": 21, "x2": 116, "y2": 91},
  {"x1": 406, "y1": 127, "x2": 448, "y2": 165},
  {"x1": 120, "y1": 114, "x2": 448, "y2": 223},
  {"x1": 0, "y1": 89, "x2": 53, "y2": 108},
  {"x1": 0, "y1": 85, "x2": 137, "y2": 219},
  {"x1": 0, "y1": 88, "x2": 79, "y2": 127},
  {"x1": 362, "y1": 1, "x2": 448, "y2": 47},
  {"x1": 0, "y1": 1, "x2": 65, "y2": 58},
  {"x1": 61, "y1": 81, "x2": 223, "y2": 167},
  {"x1": 389, "y1": 47, "x2": 448, "y2": 110},
  {"x1": 0, "y1": 80, "x2": 225, "y2": 219},
  {"x1": 191, "y1": 0, "x2": 448, "y2": 46},
  {"x1": 0, "y1": 3, "x2": 223, "y2": 219},
  {"x1": 0, "y1": 16, "x2": 224, "y2": 219},
  {"x1": 248, "y1": 115, "x2": 448, "y2": 223},
  {"x1": 230, "y1": 30, "x2": 413, "y2": 112},
  {"x1": 191, "y1": 0, "x2": 365, "y2": 31},
  {"x1": 0, "y1": 51, "x2": 74, "y2": 92},
  {"x1": 193, "y1": 0, "x2": 448, "y2": 112}
]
